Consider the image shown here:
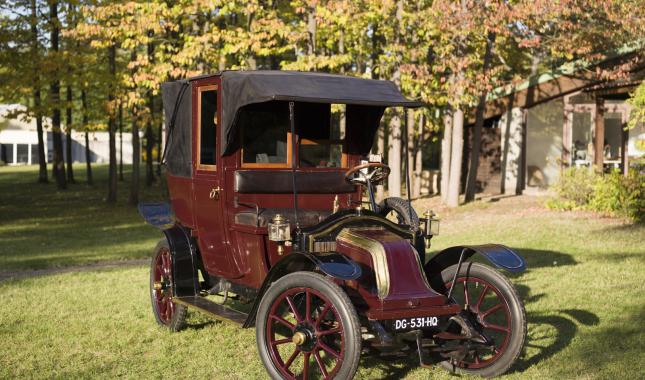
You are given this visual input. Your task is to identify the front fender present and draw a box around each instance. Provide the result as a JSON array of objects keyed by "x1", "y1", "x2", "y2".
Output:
[
  {"x1": 425, "y1": 244, "x2": 526, "y2": 277},
  {"x1": 242, "y1": 252, "x2": 361, "y2": 328}
]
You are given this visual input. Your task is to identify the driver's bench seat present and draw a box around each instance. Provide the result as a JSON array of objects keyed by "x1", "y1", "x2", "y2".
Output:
[
  {"x1": 234, "y1": 208, "x2": 332, "y2": 228},
  {"x1": 233, "y1": 170, "x2": 355, "y2": 228}
]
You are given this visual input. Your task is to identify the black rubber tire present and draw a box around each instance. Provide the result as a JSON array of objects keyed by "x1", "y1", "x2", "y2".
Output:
[
  {"x1": 439, "y1": 262, "x2": 526, "y2": 378},
  {"x1": 150, "y1": 239, "x2": 187, "y2": 331},
  {"x1": 378, "y1": 197, "x2": 425, "y2": 261},
  {"x1": 256, "y1": 272, "x2": 362, "y2": 380}
]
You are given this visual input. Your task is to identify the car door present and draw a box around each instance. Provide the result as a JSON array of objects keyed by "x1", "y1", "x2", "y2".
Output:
[{"x1": 191, "y1": 77, "x2": 237, "y2": 277}]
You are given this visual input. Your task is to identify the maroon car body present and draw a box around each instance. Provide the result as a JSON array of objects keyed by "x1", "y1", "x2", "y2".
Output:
[{"x1": 143, "y1": 71, "x2": 527, "y2": 379}]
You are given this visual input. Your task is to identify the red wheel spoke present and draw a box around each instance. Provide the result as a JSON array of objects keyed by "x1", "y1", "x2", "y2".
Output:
[
  {"x1": 314, "y1": 303, "x2": 331, "y2": 329},
  {"x1": 270, "y1": 315, "x2": 296, "y2": 330},
  {"x1": 284, "y1": 348, "x2": 300, "y2": 369},
  {"x1": 480, "y1": 303, "x2": 503, "y2": 319},
  {"x1": 305, "y1": 290, "x2": 312, "y2": 322},
  {"x1": 271, "y1": 338, "x2": 291, "y2": 346},
  {"x1": 484, "y1": 323, "x2": 510, "y2": 333},
  {"x1": 317, "y1": 328, "x2": 341, "y2": 337},
  {"x1": 302, "y1": 352, "x2": 310, "y2": 380},
  {"x1": 475, "y1": 285, "x2": 490, "y2": 310},
  {"x1": 318, "y1": 341, "x2": 341, "y2": 360},
  {"x1": 286, "y1": 295, "x2": 303, "y2": 323},
  {"x1": 314, "y1": 350, "x2": 329, "y2": 378}
]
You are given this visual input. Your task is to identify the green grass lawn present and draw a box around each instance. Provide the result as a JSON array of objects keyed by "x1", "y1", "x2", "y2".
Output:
[
  {"x1": 0, "y1": 166, "x2": 644, "y2": 379},
  {"x1": 0, "y1": 164, "x2": 163, "y2": 271}
]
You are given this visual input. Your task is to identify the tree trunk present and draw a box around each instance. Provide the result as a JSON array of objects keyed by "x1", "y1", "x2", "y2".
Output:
[
  {"x1": 413, "y1": 112, "x2": 423, "y2": 198},
  {"x1": 145, "y1": 41, "x2": 155, "y2": 186},
  {"x1": 82, "y1": 89, "x2": 93, "y2": 185},
  {"x1": 129, "y1": 49, "x2": 140, "y2": 205},
  {"x1": 65, "y1": 84, "x2": 75, "y2": 183},
  {"x1": 157, "y1": 99, "x2": 163, "y2": 177},
  {"x1": 129, "y1": 110, "x2": 140, "y2": 206},
  {"x1": 387, "y1": 0, "x2": 404, "y2": 198},
  {"x1": 145, "y1": 95, "x2": 155, "y2": 186},
  {"x1": 50, "y1": 1, "x2": 66, "y2": 190},
  {"x1": 387, "y1": 109, "x2": 402, "y2": 198},
  {"x1": 440, "y1": 110, "x2": 453, "y2": 202},
  {"x1": 31, "y1": 0, "x2": 47, "y2": 183},
  {"x1": 406, "y1": 109, "x2": 416, "y2": 198},
  {"x1": 447, "y1": 108, "x2": 464, "y2": 207},
  {"x1": 464, "y1": 32, "x2": 495, "y2": 203},
  {"x1": 119, "y1": 104, "x2": 124, "y2": 181},
  {"x1": 107, "y1": 44, "x2": 117, "y2": 203},
  {"x1": 307, "y1": 7, "x2": 316, "y2": 57},
  {"x1": 376, "y1": 124, "x2": 386, "y2": 202}
]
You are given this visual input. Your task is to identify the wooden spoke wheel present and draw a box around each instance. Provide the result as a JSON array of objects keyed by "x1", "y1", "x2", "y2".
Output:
[
  {"x1": 440, "y1": 262, "x2": 526, "y2": 377},
  {"x1": 256, "y1": 272, "x2": 361, "y2": 380},
  {"x1": 150, "y1": 240, "x2": 187, "y2": 331}
]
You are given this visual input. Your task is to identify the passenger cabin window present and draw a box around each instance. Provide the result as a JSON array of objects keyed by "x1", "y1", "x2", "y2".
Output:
[
  {"x1": 198, "y1": 86, "x2": 217, "y2": 168},
  {"x1": 239, "y1": 101, "x2": 346, "y2": 168},
  {"x1": 297, "y1": 103, "x2": 345, "y2": 168},
  {"x1": 241, "y1": 102, "x2": 290, "y2": 167}
]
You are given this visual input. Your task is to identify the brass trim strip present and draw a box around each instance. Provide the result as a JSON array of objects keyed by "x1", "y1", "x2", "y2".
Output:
[
  {"x1": 411, "y1": 246, "x2": 433, "y2": 292},
  {"x1": 336, "y1": 229, "x2": 390, "y2": 299}
]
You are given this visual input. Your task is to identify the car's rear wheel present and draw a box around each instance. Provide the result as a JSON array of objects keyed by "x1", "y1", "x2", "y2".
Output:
[
  {"x1": 150, "y1": 240, "x2": 187, "y2": 331},
  {"x1": 439, "y1": 262, "x2": 526, "y2": 377},
  {"x1": 256, "y1": 272, "x2": 361, "y2": 380}
]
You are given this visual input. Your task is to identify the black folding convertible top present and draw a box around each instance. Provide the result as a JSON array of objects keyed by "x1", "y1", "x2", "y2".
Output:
[{"x1": 162, "y1": 70, "x2": 423, "y2": 177}]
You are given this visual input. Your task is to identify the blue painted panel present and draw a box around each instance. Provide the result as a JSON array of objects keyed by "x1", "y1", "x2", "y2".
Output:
[{"x1": 138, "y1": 202, "x2": 175, "y2": 229}]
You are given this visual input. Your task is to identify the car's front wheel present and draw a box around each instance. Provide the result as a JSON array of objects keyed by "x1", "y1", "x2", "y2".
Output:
[{"x1": 256, "y1": 272, "x2": 361, "y2": 380}]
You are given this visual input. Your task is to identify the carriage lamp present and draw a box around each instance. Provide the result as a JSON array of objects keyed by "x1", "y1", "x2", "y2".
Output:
[
  {"x1": 268, "y1": 214, "x2": 291, "y2": 255},
  {"x1": 423, "y1": 210, "x2": 440, "y2": 236}
]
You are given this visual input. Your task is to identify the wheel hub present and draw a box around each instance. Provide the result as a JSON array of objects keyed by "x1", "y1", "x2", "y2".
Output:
[
  {"x1": 292, "y1": 331, "x2": 306, "y2": 345},
  {"x1": 292, "y1": 324, "x2": 317, "y2": 352}
]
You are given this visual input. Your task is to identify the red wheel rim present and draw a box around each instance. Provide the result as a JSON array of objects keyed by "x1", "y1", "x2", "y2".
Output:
[
  {"x1": 153, "y1": 247, "x2": 175, "y2": 324},
  {"x1": 265, "y1": 287, "x2": 345, "y2": 380},
  {"x1": 445, "y1": 277, "x2": 512, "y2": 369}
]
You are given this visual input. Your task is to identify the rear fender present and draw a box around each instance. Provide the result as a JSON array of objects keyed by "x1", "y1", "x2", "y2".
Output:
[
  {"x1": 424, "y1": 244, "x2": 526, "y2": 293},
  {"x1": 162, "y1": 224, "x2": 201, "y2": 298},
  {"x1": 242, "y1": 252, "x2": 361, "y2": 328}
]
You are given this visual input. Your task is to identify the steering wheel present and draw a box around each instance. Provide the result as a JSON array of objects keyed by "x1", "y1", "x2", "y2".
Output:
[{"x1": 344, "y1": 162, "x2": 391, "y2": 186}]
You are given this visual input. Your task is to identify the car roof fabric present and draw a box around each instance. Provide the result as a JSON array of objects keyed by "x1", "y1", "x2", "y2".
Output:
[{"x1": 161, "y1": 71, "x2": 422, "y2": 174}]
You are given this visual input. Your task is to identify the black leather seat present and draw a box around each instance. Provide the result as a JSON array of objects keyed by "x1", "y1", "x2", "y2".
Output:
[{"x1": 234, "y1": 208, "x2": 332, "y2": 227}]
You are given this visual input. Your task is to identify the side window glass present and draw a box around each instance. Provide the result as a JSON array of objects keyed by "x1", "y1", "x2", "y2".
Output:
[
  {"x1": 199, "y1": 87, "x2": 217, "y2": 166},
  {"x1": 241, "y1": 101, "x2": 290, "y2": 166}
]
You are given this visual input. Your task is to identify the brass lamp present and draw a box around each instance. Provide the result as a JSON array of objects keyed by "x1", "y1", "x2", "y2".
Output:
[
  {"x1": 423, "y1": 210, "x2": 440, "y2": 236},
  {"x1": 268, "y1": 214, "x2": 291, "y2": 255}
]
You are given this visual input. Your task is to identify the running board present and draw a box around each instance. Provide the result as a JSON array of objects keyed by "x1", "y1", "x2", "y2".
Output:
[{"x1": 173, "y1": 296, "x2": 248, "y2": 325}]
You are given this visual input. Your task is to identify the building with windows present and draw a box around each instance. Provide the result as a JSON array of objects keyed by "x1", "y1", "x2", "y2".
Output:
[
  {"x1": 0, "y1": 104, "x2": 139, "y2": 165},
  {"x1": 464, "y1": 48, "x2": 645, "y2": 195}
]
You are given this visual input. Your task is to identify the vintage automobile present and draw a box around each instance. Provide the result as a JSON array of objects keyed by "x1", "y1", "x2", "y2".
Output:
[{"x1": 140, "y1": 71, "x2": 527, "y2": 379}]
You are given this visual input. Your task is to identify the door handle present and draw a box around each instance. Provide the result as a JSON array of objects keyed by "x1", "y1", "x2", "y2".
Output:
[{"x1": 209, "y1": 186, "x2": 222, "y2": 200}]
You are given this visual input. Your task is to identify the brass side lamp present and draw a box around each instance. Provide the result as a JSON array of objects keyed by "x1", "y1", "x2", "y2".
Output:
[
  {"x1": 423, "y1": 210, "x2": 440, "y2": 249},
  {"x1": 268, "y1": 214, "x2": 291, "y2": 255}
]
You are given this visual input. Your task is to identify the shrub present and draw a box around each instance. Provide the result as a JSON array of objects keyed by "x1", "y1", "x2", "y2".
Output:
[
  {"x1": 547, "y1": 167, "x2": 645, "y2": 222},
  {"x1": 590, "y1": 169, "x2": 645, "y2": 222},
  {"x1": 547, "y1": 167, "x2": 598, "y2": 210}
]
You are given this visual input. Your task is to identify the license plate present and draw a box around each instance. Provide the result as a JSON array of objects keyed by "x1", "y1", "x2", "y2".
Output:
[{"x1": 392, "y1": 316, "x2": 440, "y2": 331}]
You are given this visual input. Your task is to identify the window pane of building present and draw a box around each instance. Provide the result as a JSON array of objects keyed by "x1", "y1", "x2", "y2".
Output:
[
  {"x1": 1, "y1": 144, "x2": 13, "y2": 164},
  {"x1": 16, "y1": 144, "x2": 29, "y2": 163},
  {"x1": 31, "y1": 144, "x2": 41, "y2": 164}
]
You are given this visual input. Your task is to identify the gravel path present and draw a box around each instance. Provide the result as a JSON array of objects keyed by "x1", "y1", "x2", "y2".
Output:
[{"x1": 0, "y1": 258, "x2": 150, "y2": 283}]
